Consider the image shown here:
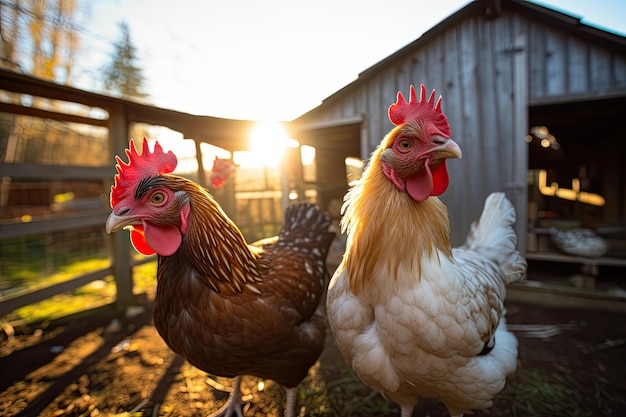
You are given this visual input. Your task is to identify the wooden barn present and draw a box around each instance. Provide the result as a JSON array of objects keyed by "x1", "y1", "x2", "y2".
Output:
[{"x1": 288, "y1": 0, "x2": 626, "y2": 290}]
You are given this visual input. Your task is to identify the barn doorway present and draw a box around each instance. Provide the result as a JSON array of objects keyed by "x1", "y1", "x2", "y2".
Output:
[{"x1": 525, "y1": 94, "x2": 626, "y2": 290}]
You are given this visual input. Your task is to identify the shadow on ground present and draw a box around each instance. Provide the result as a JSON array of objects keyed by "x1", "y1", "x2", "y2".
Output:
[{"x1": 1, "y1": 298, "x2": 626, "y2": 417}]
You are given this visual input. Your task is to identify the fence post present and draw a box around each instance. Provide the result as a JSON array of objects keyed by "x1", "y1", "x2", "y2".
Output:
[{"x1": 108, "y1": 103, "x2": 134, "y2": 309}]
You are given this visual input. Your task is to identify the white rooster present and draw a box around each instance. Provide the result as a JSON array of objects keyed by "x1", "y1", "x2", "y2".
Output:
[{"x1": 326, "y1": 85, "x2": 527, "y2": 417}]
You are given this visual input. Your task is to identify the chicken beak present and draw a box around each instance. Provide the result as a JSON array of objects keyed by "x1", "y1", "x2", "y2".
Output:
[
  {"x1": 435, "y1": 138, "x2": 462, "y2": 159},
  {"x1": 105, "y1": 212, "x2": 139, "y2": 234}
]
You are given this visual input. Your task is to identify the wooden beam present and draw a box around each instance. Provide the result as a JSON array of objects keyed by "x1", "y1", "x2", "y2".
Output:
[
  {"x1": 194, "y1": 139, "x2": 207, "y2": 188},
  {"x1": 0, "y1": 163, "x2": 112, "y2": 179},
  {"x1": 0, "y1": 210, "x2": 109, "y2": 238},
  {"x1": 108, "y1": 103, "x2": 134, "y2": 309},
  {"x1": 0, "y1": 69, "x2": 257, "y2": 152},
  {"x1": 0, "y1": 102, "x2": 109, "y2": 127},
  {"x1": 529, "y1": 89, "x2": 626, "y2": 106}
]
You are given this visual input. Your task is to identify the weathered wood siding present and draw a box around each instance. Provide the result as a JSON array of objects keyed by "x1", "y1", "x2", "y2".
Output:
[
  {"x1": 297, "y1": 12, "x2": 529, "y2": 246},
  {"x1": 527, "y1": 23, "x2": 626, "y2": 101},
  {"x1": 295, "y1": 5, "x2": 626, "y2": 248}
]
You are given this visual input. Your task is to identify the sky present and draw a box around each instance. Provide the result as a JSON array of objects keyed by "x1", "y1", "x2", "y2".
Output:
[{"x1": 75, "y1": 0, "x2": 626, "y2": 122}]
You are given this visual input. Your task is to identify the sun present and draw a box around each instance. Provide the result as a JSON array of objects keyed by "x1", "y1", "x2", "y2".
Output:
[{"x1": 235, "y1": 121, "x2": 298, "y2": 168}]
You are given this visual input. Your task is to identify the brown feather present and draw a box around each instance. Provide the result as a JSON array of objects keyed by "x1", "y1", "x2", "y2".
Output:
[{"x1": 151, "y1": 176, "x2": 335, "y2": 387}]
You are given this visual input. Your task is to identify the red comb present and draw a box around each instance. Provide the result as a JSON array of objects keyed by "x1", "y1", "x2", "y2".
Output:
[
  {"x1": 110, "y1": 138, "x2": 177, "y2": 207},
  {"x1": 388, "y1": 84, "x2": 451, "y2": 138}
]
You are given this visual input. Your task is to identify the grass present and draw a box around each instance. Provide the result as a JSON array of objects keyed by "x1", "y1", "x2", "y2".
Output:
[
  {"x1": 497, "y1": 365, "x2": 595, "y2": 417},
  {"x1": 0, "y1": 231, "x2": 114, "y2": 305},
  {"x1": 297, "y1": 358, "x2": 610, "y2": 417},
  {"x1": 297, "y1": 362, "x2": 397, "y2": 417},
  {"x1": 322, "y1": 365, "x2": 396, "y2": 417},
  {"x1": 2, "y1": 258, "x2": 157, "y2": 325}
]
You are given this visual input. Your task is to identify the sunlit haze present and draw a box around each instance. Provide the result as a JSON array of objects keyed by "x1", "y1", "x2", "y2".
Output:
[
  {"x1": 236, "y1": 121, "x2": 295, "y2": 168},
  {"x1": 76, "y1": 0, "x2": 626, "y2": 122}
]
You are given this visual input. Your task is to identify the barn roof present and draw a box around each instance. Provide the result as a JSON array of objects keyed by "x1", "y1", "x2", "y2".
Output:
[{"x1": 297, "y1": 0, "x2": 626, "y2": 120}]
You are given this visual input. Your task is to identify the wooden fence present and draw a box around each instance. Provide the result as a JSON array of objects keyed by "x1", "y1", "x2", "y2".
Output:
[{"x1": 0, "y1": 69, "x2": 261, "y2": 317}]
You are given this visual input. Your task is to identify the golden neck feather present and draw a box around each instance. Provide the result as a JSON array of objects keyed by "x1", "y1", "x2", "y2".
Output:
[{"x1": 341, "y1": 148, "x2": 452, "y2": 294}]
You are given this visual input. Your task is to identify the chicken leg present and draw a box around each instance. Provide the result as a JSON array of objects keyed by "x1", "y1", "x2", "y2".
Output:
[
  {"x1": 210, "y1": 375, "x2": 244, "y2": 417},
  {"x1": 285, "y1": 387, "x2": 297, "y2": 417},
  {"x1": 210, "y1": 379, "x2": 298, "y2": 417}
]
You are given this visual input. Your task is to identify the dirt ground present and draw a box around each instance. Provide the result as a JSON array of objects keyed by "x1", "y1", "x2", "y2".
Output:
[{"x1": 1, "y1": 297, "x2": 626, "y2": 417}]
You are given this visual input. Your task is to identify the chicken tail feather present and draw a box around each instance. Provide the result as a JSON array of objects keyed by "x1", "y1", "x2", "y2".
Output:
[
  {"x1": 463, "y1": 193, "x2": 526, "y2": 285},
  {"x1": 278, "y1": 203, "x2": 335, "y2": 248}
]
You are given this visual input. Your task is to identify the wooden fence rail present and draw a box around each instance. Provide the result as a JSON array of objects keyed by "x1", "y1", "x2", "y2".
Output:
[{"x1": 0, "y1": 69, "x2": 254, "y2": 317}]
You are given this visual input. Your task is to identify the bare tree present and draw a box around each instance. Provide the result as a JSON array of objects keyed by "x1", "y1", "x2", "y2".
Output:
[
  {"x1": 0, "y1": 0, "x2": 24, "y2": 71},
  {"x1": 28, "y1": 0, "x2": 78, "y2": 83},
  {"x1": 0, "y1": 0, "x2": 80, "y2": 83}
]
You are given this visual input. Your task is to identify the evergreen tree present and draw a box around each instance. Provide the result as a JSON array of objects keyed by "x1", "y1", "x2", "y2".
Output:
[{"x1": 102, "y1": 21, "x2": 148, "y2": 100}]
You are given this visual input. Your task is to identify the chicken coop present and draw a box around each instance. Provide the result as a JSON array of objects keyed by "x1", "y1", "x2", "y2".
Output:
[
  {"x1": 288, "y1": 0, "x2": 626, "y2": 298},
  {"x1": 2, "y1": 0, "x2": 626, "y2": 321},
  {"x1": 0, "y1": 68, "x2": 336, "y2": 317}
]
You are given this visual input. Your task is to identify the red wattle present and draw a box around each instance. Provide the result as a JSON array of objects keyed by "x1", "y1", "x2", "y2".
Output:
[
  {"x1": 430, "y1": 160, "x2": 450, "y2": 196},
  {"x1": 405, "y1": 159, "x2": 451, "y2": 201},
  {"x1": 130, "y1": 228, "x2": 156, "y2": 255}
]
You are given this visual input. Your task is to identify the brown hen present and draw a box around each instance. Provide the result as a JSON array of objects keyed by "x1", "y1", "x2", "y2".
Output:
[{"x1": 106, "y1": 139, "x2": 335, "y2": 417}]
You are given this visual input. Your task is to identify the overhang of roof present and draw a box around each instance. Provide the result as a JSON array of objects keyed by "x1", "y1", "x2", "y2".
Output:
[
  {"x1": 287, "y1": 117, "x2": 363, "y2": 155},
  {"x1": 0, "y1": 69, "x2": 256, "y2": 152}
]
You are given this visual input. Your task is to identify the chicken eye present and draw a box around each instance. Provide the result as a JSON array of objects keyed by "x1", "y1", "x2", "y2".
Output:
[
  {"x1": 151, "y1": 192, "x2": 166, "y2": 205},
  {"x1": 398, "y1": 139, "x2": 412, "y2": 151}
]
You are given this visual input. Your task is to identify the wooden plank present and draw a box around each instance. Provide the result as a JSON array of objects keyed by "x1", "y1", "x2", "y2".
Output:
[
  {"x1": 567, "y1": 36, "x2": 589, "y2": 94},
  {"x1": 0, "y1": 163, "x2": 112, "y2": 179},
  {"x1": 491, "y1": 15, "x2": 519, "y2": 232},
  {"x1": 527, "y1": 21, "x2": 546, "y2": 99},
  {"x1": 381, "y1": 68, "x2": 396, "y2": 122},
  {"x1": 409, "y1": 49, "x2": 426, "y2": 89},
  {"x1": 353, "y1": 88, "x2": 367, "y2": 124},
  {"x1": 528, "y1": 89, "x2": 626, "y2": 106},
  {"x1": 366, "y1": 77, "x2": 382, "y2": 155},
  {"x1": 613, "y1": 55, "x2": 626, "y2": 86},
  {"x1": 493, "y1": 16, "x2": 515, "y2": 124},
  {"x1": 508, "y1": 282, "x2": 626, "y2": 313},
  {"x1": 290, "y1": 116, "x2": 363, "y2": 132},
  {"x1": 339, "y1": 86, "x2": 357, "y2": 117},
  {"x1": 511, "y1": 30, "x2": 529, "y2": 252},
  {"x1": 445, "y1": 21, "x2": 474, "y2": 245},
  {"x1": 425, "y1": 36, "x2": 445, "y2": 94},
  {"x1": 480, "y1": 16, "x2": 501, "y2": 192},
  {"x1": 393, "y1": 57, "x2": 409, "y2": 95},
  {"x1": 589, "y1": 46, "x2": 612, "y2": 91},
  {"x1": 545, "y1": 28, "x2": 568, "y2": 96},
  {"x1": 526, "y1": 251, "x2": 626, "y2": 267},
  {"x1": 0, "y1": 210, "x2": 110, "y2": 238},
  {"x1": 193, "y1": 139, "x2": 207, "y2": 188},
  {"x1": 0, "y1": 267, "x2": 113, "y2": 316},
  {"x1": 0, "y1": 102, "x2": 109, "y2": 127},
  {"x1": 472, "y1": 16, "x2": 498, "y2": 192}
]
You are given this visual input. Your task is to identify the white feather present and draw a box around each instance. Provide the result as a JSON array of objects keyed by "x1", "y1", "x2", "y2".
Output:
[{"x1": 327, "y1": 192, "x2": 527, "y2": 416}]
